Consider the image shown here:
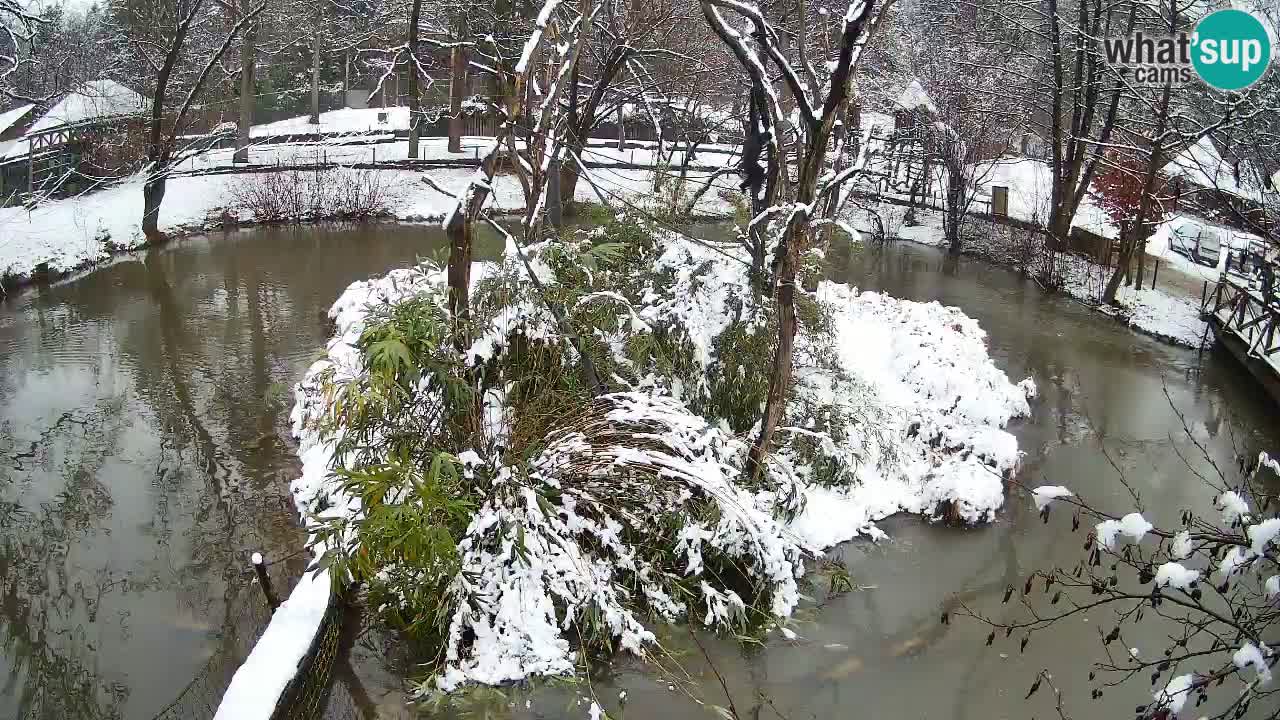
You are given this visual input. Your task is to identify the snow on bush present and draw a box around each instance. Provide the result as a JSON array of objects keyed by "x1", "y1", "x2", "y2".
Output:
[
  {"x1": 288, "y1": 216, "x2": 1034, "y2": 692},
  {"x1": 1031, "y1": 485, "x2": 1073, "y2": 512},
  {"x1": 1153, "y1": 562, "x2": 1199, "y2": 591},
  {"x1": 1095, "y1": 512, "x2": 1153, "y2": 550},
  {"x1": 986, "y1": 451, "x2": 1280, "y2": 719}
]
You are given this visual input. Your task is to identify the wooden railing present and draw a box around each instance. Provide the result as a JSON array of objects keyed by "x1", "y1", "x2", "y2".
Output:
[{"x1": 1201, "y1": 275, "x2": 1280, "y2": 359}]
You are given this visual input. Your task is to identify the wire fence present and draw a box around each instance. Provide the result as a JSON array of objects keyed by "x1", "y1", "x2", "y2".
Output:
[{"x1": 148, "y1": 559, "x2": 307, "y2": 720}]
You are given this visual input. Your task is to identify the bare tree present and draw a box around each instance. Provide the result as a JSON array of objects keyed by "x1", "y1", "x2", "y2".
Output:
[
  {"x1": 962, "y1": 433, "x2": 1280, "y2": 720},
  {"x1": 113, "y1": 0, "x2": 266, "y2": 240},
  {"x1": 698, "y1": 0, "x2": 888, "y2": 482},
  {"x1": 233, "y1": 0, "x2": 256, "y2": 163},
  {"x1": 406, "y1": 0, "x2": 423, "y2": 157},
  {"x1": 0, "y1": 0, "x2": 46, "y2": 102}
]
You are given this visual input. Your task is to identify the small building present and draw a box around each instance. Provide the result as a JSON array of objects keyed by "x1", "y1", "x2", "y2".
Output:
[
  {"x1": 1162, "y1": 135, "x2": 1274, "y2": 238},
  {"x1": 0, "y1": 80, "x2": 147, "y2": 200},
  {"x1": 0, "y1": 104, "x2": 37, "y2": 202},
  {"x1": 891, "y1": 79, "x2": 938, "y2": 133}
]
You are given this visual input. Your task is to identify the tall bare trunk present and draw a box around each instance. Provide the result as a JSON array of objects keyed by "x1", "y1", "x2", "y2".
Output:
[
  {"x1": 747, "y1": 221, "x2": 801, "y2": 481},
  {"x1": 233, "y1": 0, "x2": 255, "y2": 164},
  {"x1": 309, "y1": 7, "x2": 321, "y2": 124},
  {"x1": 616, "y1": 105, "x2": 625, "y2": 150},
  {"x1": 406, "y1": 0, "x2": 422, "y2": 158},
  {"x1": 142, "y1": 174, "x2": 167, "y2": 241},
  {"x1": 447, "y1": 44, "x2": 467, "y2": 153}
]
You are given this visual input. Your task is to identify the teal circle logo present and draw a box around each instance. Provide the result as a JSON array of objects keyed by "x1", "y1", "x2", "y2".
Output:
[{"x1": 1192, "y1": 9, "x2": 1272, "y2": 91}]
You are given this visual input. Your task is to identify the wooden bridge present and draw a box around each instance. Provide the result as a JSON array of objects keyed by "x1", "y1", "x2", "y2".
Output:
[{"x1": 1200, "y1": 261, "x2": 1280, "y2": 405}]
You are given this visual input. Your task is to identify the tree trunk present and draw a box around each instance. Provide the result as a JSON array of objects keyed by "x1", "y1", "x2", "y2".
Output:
[
  {"x1": 1103, "y1": 232, "x2": 1131, "y2": 304},
  {"x1": 233, "y1": 0, "x2": 256, "y2": 164},
  {"x1": 406, "y1": 0, "x2": 422, "y2": 158},
  {"x1": 309, "y1": 8, "x2": 321, "y2": 124},
  {"x1": 945, "y1": 165, "x2": 964, "y2": 254},
  {"x1": 447, "y1": 45, "x2": 467, "y2": 153},
  {"x1": 547, "y1": 155, "x2": 563, "y2": 227},
  {"x1": 1134, "y1": 241, "x2": 1148, "y2": 289},
  {"x1": 747, "y1": 222, "x2": 802, "y2": 482},
  {"x1": 616, "y1": 105, "x2": 625, "y2": 150},
  {"x1": 142, "y1": 173, "x2": 167, "y2": 242},
  {"x1": 558, "y1": 143, "x2": 583, "y2": 213}
]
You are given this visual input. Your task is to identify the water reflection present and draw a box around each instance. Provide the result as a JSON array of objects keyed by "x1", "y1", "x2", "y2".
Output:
[{"x1": 0, "y1": 223, "x2": 500, "y2": 720}]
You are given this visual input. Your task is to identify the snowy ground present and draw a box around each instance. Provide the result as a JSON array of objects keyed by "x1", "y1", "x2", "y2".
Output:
[
  {"x1": 0, "y1": 142, "x2": 738, "y2": 283},
  {"x1": 175, "y1": 134, "x2": 740, "y2": 173},
  {"x1": 849, "y1": 204, "x2": 1210, "y2": 348}
]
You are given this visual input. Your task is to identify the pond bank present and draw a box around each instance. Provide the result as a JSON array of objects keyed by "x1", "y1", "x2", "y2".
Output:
[{"x1": 0, "y1": 160, "x2": 736, "y2": 295}]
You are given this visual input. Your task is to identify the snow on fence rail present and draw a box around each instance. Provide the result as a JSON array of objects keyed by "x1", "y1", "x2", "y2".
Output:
[{"x1": 212, "y1": 571, "x2": 338, "y2": 720}]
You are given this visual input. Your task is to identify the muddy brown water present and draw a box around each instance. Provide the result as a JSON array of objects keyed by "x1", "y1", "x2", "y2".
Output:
[{"x1": 1, "y1": 225, "x2": 1276, "y2": 720}]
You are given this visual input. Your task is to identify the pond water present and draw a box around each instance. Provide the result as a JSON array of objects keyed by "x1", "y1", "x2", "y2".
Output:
[
  {"x1": 2, "y1": 224, "x2": 1276, "y2": 720},
  {"x1": 0, "y1": 223, "x2": 503, "y2": 720}
]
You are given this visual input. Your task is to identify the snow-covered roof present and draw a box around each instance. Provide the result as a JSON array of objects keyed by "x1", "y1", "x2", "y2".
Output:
[
  {"x1": 1163, "y1": 135, "x2": 1266, "y2": 201},
  {"x1": 0, "y1": 104, "x2": 35, "y2": 136},
  {"x1": 893, "y1": 79, "x2": 938, "y2": 114},
  {"x1": 27, "y1": 80, "x2": 146, "y2": 135}
]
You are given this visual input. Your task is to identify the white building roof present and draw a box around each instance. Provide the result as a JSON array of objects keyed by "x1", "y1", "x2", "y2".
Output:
[
  {"x1": 1163, "y1": 135, "x2": 1265, "y2": 201},
  {"x1": 0, "y1": 104, "x2": 35, "y2": 136},
  {"x1": 27, "y1": 80, "x2": 146, "y2": 135},
  {"x1": 893, "y1": 79, "x2": 938, "y2": 113}
]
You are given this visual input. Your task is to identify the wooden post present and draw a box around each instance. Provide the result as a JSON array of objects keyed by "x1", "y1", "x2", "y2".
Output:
[{"x1": 252, "y1": 552, "x2": 280, "y2": 611}]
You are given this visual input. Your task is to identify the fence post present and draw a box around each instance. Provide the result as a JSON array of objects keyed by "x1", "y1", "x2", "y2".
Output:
[
  {"x1": 252, "y1": 552, "x2": 280, "y2": 611},
  {"x1": 1151, "y1": 258, "x2": 1159, "y2": 290}
]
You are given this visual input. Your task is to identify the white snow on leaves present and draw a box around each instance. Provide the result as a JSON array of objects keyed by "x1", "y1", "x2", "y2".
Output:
[
  {"x1": 285, "y1": 231, "x2": 1034, "y2": 692},
  {"x1": 1218, "y1": 490, "x2": 1251, "y2": 525},
  {"x1": 1171, "y1": 530, "x2": 1193, "y2": 560},
  {"x1": 1153, "y1": 673, "x2": 1196, "y2": 715}
]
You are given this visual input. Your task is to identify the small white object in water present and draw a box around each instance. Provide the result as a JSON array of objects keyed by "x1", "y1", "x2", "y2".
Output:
[
  {"x1": 781, "y1": 627, "x2": 798, "y2": 640},
  {"x1": 251, "y1": 552, "x2": 263, "y2": 565},
  {"x1": 823, "y1": 643, "x2": 849, "y2": 651}
]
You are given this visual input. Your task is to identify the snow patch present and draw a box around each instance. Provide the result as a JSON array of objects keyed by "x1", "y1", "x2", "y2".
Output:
[
  {"x1": 1096, "y1": 513, "x2": 1153, "y2": 550},
  {"x1": 1153, "y1": 562, "x2": 1199, "y2": 590},
  {"x1": 1232, "y1": 642, "x2": 1273, "y2": 685},
  {"x1": 1031, "y1": 485, "x2": 1073, "y2": 512}
]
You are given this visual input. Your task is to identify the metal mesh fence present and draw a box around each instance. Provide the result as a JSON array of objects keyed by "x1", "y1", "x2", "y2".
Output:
[{"x1": 148, "y1": 561, "x2": 300, "y2": 720}]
